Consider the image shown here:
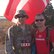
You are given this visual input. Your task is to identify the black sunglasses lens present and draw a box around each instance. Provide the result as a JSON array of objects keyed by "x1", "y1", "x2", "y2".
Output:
[
  {"x1": 36, "y1": 19, "x2": 44, "y2": 22},
  {"x1": 36, "y1": 20, "x2": 39, "y2": 22}
]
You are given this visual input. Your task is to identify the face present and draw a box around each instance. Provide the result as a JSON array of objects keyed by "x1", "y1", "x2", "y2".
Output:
[
  {"x1": 18, "y1": 17, "x2": 27, "y2": 24},
  {"x1": 35, "y1": 14, "x2": 46, "y2": 27}
]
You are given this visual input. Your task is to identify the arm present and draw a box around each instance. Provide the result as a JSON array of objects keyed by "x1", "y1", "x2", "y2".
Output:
[{"x1": 5, "y1": 27, "x2": 14, "y2": 54}]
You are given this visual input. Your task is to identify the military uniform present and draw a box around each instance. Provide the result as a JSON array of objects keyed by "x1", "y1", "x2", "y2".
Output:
[{"x1": 6, "y1": 24, "x2": 34, "y2": 54}]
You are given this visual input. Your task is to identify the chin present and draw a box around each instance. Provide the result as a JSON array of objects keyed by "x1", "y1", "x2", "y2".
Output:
[{"x1": 37, "y1": 25, "x2": 42, "y2": 27}]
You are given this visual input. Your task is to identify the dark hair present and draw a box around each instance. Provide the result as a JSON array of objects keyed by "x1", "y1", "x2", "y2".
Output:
[
  {"x1": 42, "y1": 12, "x2": 48, "y2": 20},
  {"x1": 35, "y1": 12, "x2": 48, "y2": 20}
]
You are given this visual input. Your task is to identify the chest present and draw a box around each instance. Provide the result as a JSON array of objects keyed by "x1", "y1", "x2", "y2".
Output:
[
  {"x1": 36, "y1": 31, "x2": 46, "y2": 38},
  {"x1": 35, "y1": 30, "x2": 47, "y2": 41},
  {"x1": 13, "y1": 26, "x2": 32, "y2": 46}
]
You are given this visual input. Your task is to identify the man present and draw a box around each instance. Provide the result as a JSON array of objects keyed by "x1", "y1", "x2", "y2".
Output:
[
  {"x1": 34, "y1": 13, "x2": 54, "y2": 54},
  {"x1": 6, "y1": 10, "x2": 35, "y2": 54}
]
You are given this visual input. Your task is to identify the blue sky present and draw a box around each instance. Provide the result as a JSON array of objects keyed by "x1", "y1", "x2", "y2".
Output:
[{"x1": 0, "y1": 0, "x2": 54, "y2": 16}]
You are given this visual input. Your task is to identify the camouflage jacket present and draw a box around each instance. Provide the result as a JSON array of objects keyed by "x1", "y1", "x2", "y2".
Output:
[{"x1": 6, "y1": 24, "x2": 35, "y2": 54}]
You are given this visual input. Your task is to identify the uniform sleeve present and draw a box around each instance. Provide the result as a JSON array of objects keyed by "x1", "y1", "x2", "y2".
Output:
[
  {"x1": 5, "y1": 27, "x2": 15, "y2": 54},
  {"x1": 50, "y1": 29, "x2": 54, "y2": 42}
]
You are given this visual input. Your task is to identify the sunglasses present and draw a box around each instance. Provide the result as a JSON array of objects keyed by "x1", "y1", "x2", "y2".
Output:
[
  {"x1": 15, "y1": 14, "x2": 28, "y2": 19},
  {"x1": 35, "y1": 19, "x2": 44, "y2": 22}
]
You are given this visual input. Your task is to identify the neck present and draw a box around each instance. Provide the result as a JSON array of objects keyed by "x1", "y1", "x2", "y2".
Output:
[
  {"x1": 21, "y1": 23, "x2": 25, "y2": 26},
  {"x1": 20, "y1": 24, "x2": 26, "y2": 30},
  {"x1": 37, "y1": 25, "x2": 46, "y2": 32}
]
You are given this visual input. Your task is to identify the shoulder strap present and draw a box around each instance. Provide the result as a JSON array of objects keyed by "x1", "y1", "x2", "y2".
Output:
[
  {"x1": 46, "y1": 27, "x2": 54, "y2": 52},
  {"x1": 46, "y1": 27, "x2": 50, "y2": 41},
  {"x1": 46, "y1": 27, "x2": 51, "y2": 46}
]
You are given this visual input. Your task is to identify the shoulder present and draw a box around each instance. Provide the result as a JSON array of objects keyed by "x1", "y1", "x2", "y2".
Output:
[
  {"x1": 8, "y1": 25, "x2": 18, "y2": 32},
  {"x1": 47, "y1": 26, "x2": 54, "y2": 34},
  {"x1": 27, "y1": 24, "x2": 34, "y2": 28},
  {"x1": 50, "y1": 29, "x2": 54, "y2": 34},
  {"x1": 26, "y1": 24, "x2": 35, "y2": 30},
  {"x1": 46, "y1": 25, "x2": 54, "y2": 31},
  {"x1": 27, "y1": 25, "x2": 36, "y2": 34}
]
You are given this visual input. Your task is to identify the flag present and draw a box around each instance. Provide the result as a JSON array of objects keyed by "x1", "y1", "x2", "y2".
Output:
[{"x1": 4, "y1": 0, "x2": 50, "y2": 24}]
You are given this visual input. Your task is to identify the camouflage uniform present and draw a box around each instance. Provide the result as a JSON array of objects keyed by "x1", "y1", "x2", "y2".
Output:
[{"x1": 6, "y1": 24, "x2": 34, "y2": 54}]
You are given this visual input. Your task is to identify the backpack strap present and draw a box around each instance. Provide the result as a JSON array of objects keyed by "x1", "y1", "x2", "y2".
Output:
[
  {"x1": 46, "y1": 27, "x2": 50, "y2": 45},
  {"x1": 46, "y1": 27, "x2": 54, "y2": 52}
]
